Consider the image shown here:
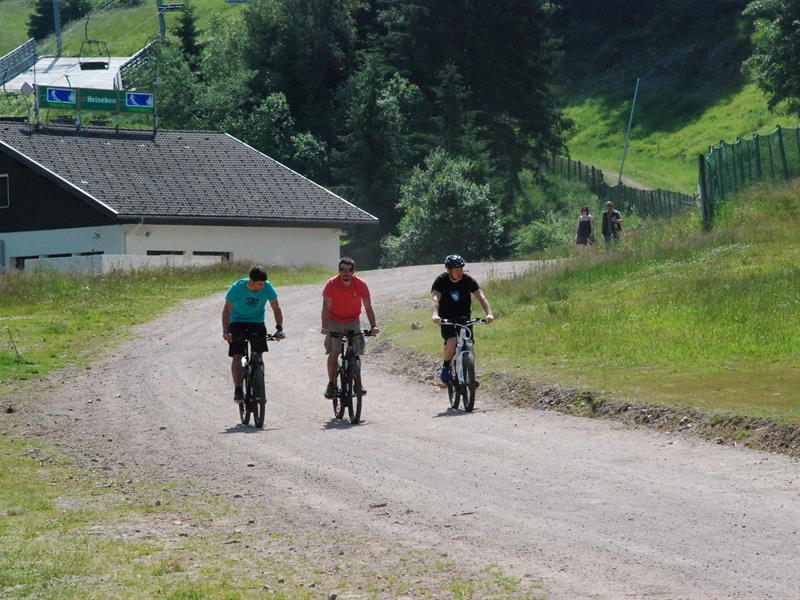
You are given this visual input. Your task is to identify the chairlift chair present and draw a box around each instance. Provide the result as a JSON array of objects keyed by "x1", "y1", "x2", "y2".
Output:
[{"x1": 79, "y1": 19, "x2": 111, "y2": 71}]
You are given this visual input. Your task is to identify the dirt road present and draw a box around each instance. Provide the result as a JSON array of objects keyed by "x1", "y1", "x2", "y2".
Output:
[{"x1": 13, "y1": 262, "x2": 800, "y2": 598}]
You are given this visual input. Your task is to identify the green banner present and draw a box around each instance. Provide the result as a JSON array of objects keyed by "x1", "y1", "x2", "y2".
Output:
[
  {"x1": 36, "y1": 86, "x2": 155, "y2": 114},
  {"x1": 78, "y1": 88, "x2": 118, "y2": 111}
]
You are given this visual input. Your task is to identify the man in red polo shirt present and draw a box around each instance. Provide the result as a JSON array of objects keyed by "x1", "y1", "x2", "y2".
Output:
[{"x1": 321, "y1": 257, "x2": 379, "y2": 398}]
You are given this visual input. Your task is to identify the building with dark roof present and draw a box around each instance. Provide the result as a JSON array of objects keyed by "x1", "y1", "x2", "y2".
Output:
[{"x1": 0, "y1": 121, "x2": 377, "y2": 270}]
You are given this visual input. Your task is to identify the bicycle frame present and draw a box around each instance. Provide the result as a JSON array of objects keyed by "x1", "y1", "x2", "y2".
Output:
[{"x1": 442, "y1": 320, "x2": 481, "y2": 385}]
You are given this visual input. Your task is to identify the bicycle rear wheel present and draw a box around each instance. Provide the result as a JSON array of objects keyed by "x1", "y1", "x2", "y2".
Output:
[
  {"x1": 333, "y1": 368, "x2": 347, "y2": 419},
  {"x1": 462, "y1": 354, "x2": 477, "y2": 412},
  {"x1": 447, "y1": 363, "x2": 460, "y2": 409},
  {"x1": 252, "y1": 366, "x2": 266, "y2": 429},
  {"x1": 239, "y1": 370, "x2": 251, "y2": 425},
  {"x1": 239, "y1": 400, "x2": 251, "y2": 425}
]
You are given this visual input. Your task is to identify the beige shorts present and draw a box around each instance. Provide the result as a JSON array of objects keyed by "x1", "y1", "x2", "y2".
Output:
[{"x1": 325, "y1": 320, "x2": 365, "y2": 356}]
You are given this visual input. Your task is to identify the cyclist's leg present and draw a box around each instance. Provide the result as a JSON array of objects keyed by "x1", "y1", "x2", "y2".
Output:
[
  {"x1": 324, "y1": 322, "x2": 347, "y2": 397},
  {"x1": 439, "y1": 324, "x2": 457, "y2": 383},
  {"x1": 228, "y1": 323, "x2": 248, "y2": 400}
]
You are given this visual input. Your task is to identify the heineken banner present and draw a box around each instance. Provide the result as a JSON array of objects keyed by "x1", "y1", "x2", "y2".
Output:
[
  {"x1": 37, "y1": 86, "x2": 155, "y2": 114},
  {"x1": 78, "y1": 88, "x2": 118, "y2": 111}
]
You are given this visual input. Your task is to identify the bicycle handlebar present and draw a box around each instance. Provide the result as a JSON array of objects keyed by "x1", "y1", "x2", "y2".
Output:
[
  {"x1": 328, "y1": 329, "x2": 375, "y2": 339},
  {"x1": 439, "y1": 318, "x2": 487, "y2": 326}
]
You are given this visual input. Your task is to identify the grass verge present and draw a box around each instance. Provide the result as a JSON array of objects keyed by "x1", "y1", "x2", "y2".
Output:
[
  {"x1": 0, "y1": 262, "x2": 326, "y2": 395},
  {"x1": 383, "y1": 179, "x2": 800, "y2": 444}
]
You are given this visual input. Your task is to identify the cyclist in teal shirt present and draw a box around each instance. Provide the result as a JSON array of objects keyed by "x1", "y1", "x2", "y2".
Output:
[{"x1": 222, "y1": 266, "x2": 284, "y2": 402}]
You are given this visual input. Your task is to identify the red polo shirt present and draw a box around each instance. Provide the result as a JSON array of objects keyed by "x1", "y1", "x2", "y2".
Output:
[{"x1": 323, "y1": 275, "x2": 370, "y2": 323}]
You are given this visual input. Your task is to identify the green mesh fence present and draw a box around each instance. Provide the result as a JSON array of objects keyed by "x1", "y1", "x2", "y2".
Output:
[
  {"x1": 700, "y1": 125, "x2": 800, "y2": 229},
  {"x1": 550, "y1": 155, "x2": 697, "y2": 218}
]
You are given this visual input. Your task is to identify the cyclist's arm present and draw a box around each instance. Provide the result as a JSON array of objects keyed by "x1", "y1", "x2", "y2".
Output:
[
  {"x1": 269, "y1": 299, "x2": 283, "y2": 328},
  {"x1": 431, "y1": 290, "x2": 442, "y2": 324},
  {"x1": 321, "y1": 296, "x2": 332, "y2": 334},
  {"x1": 362, "y1": 298, "x2": 379, "y2": 333},
  {"x1": 473, "y1": 289, "x2": 494, "y2": 323},
  {"x1": 222, "y1": 301, "x2": 234, "y2": 341}
]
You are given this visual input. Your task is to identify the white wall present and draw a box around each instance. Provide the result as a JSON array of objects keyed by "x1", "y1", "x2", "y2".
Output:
[
  {"x1": 0, "y1": 225, "x2": 125, "y2": 268},
  {"x1": 124, "y1": 224, "x2": 341, "y2": 269},
  {"x1": 25, "y1": 254, "x2": 221, "y2": 274},
  {"x1": 0, "y1": 223, "x2": 342, "y2": 269}
]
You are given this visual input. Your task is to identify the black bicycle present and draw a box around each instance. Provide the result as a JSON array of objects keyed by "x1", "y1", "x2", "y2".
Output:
[
  {"x1": 238, "y1": 333, "x2": 278, "y2": 429},
  {"x1": 328, "y1": 330, "x2": 373, "y2": 424},
  {"x1": 440, "y1": 318, "x2": 486, "y2": 412}
]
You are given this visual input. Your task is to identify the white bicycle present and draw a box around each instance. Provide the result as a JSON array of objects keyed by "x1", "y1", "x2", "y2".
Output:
[{"x1": 440, "y1": 318, "x2": 485, "y2": 412}]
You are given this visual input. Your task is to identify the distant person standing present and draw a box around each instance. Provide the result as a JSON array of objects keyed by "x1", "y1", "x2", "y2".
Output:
[
  {"x1": 602, "y1": 201, "x2": 623, "y2": 245},
  {"x1": 576, "y1": 206, "x2": 596, "y2": 248}
]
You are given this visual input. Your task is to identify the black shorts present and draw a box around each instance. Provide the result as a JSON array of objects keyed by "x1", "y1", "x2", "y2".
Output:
[
  {"x1": 228, "y1": 322, "x2": 268, "y2": 357},
  {"x1": 440, "y1": 321, "x2": 472, "y2": 343}
]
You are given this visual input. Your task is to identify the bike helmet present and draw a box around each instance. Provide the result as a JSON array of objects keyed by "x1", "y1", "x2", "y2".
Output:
[{"x1": 444, "y1": 254, "x2": 466, "y2": 269}]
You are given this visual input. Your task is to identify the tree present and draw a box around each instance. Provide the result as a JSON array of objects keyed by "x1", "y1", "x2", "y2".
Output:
[
  {"x1": 242, "y1": 0, "x2": 363, "y2": 138},
  {"x1": 172, "y1": 1, "x2": 203, "y2": 70},
  {"x1": 381, "y1": 149, "x2": 503, "y2": 267},
  {"x1": 743, "y1": 0, "x2": 800, "y2": 114}
]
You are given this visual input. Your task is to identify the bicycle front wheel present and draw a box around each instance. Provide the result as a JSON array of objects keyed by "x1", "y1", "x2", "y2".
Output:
[
  {"x1": 348, "y1": 371, "x2": 363, "y2": 424},
  {"x1": 462, "y1": 353, "x2": 476, "y2": 412},
  {"x1": 253, "y1": 366, "x2": 266, "y2": 428}
]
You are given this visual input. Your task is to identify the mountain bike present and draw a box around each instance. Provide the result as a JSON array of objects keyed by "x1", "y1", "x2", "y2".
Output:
[
  {"x1": 328, "y1": 330, "x2": 373, "y2": 424},
  {"x1": 238, "y1": 333, "x2": 278, "y2": 429},
  {"x1": 440, "y1": 318, "x2": 485, "y2": 412}
]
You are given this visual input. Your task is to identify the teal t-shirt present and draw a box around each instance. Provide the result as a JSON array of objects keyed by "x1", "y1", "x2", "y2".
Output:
[{"x1": 225, "y1": 278, "x2": 278, "y2": 323}]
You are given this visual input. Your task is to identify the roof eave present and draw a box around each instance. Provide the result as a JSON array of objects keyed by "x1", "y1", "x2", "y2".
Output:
[{"x1": 117, "y1": 215, "x2": 379, "y2": 228}]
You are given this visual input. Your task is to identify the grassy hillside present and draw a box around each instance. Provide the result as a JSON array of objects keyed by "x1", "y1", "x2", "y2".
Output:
[
  {"x1": 565, "y1": 85, "x2": 795, "y2": 194},
  {"x1": 0, "y1": 0, "x2": 243, "y2": 57},
  {"x1": 384, "y1": 179, "x2": 800, "y2": 422},
  {"x1": 555, "y1": 0, "x2": 797, "y2": 194}
]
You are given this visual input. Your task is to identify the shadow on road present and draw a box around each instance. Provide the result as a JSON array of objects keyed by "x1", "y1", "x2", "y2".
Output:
[
  {"x1": 322, "y1": 418, "x2": 370, "y2": 430},
  {"x1": 219, "y1": 424, "x2": 280, "y2": 434},
  {"x1": 432, "y1": 408, "x2": 473, "y2": 418}
]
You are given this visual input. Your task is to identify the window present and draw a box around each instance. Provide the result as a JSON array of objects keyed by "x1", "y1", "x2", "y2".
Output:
[
  {"x1": 147, "y1": 250, "x2": 183, "y2": 256},
  {"x1": 0, "y1": 175, "x2": 8, "y2": 209}
]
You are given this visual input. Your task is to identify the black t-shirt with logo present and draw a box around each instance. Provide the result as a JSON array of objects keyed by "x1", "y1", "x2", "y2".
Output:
[{"x1": 431, "y1": 272, "x2": 480, "y2": 320}]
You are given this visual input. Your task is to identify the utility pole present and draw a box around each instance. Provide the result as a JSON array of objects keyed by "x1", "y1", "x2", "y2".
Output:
[
  {"x1": 156, "y1": 0, "x2": 166, "y2": 37},
  {"x1": 618, "y1": 77, "x2": 639, "y2": 185},
  {"x1": 52, "y1": 0, "x2": 62, "y2": 56}
]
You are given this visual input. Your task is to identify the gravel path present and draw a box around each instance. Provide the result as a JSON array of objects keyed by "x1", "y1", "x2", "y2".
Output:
[{"x1": 11, "y1": 261, "x2": 800, "y2": 599}]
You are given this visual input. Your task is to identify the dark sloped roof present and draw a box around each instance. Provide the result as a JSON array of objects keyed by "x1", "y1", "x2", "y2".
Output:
[{"x1": 0, "y1": 121, "x2": 377, "y2": 226}]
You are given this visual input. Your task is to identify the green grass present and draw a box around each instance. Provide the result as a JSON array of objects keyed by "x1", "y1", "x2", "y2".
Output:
[
  {"x1": 565, "y1": 84, "x2": 797, "y2": 193},
  {"x1": 0, "y1": 0, "x2": 36, "y2": 56},
  {"x1": 0, "y1": 262, "x2": 326, "y2": 395},
  {"x1": 0, "y1": 433, "x2": 546, "y2": 598},
  {"x1": 384, "y1": 179, "x2": 800, "y2": 422},
  {"x1": 0, "y1": 0, "x2": 244, "y2": 57}
]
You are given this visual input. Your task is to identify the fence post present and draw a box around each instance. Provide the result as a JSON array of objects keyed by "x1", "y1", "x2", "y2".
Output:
[
  {"x1": 766, "y1": 133, "x2": 776, "y2": 179},
  {"x1": 746, "y1": 138, "x2": 753, "y2": 182},
  {"x1": 776, "y1": 125, "x2": 790, "y2": 180},
  {"x1": 699, "y1": 154, "x2": 712, "y2": 230},
  {"x1": 796, "y1": 128, "x2": 800, "y2": 173},
  {"x1": 736, "y1": 137, "x2": 746, "y2": 185},
  {"x1": 730, "y1": 141, "x2": 739, "y2": 191},
  {"x1": 753, "y1": 134, "x2": 762, "y2": 181}
]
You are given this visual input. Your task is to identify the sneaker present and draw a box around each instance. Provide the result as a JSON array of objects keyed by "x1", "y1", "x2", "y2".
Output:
[
  {"x1": 233, "y1": 387, "x2": 244, "y2": 402},
  {"x1": 324, "y1": 382, "x2": 338, "y2": 398},
  {"x1": 355, "y1": 384, "x2": 367, "y2": 396},
  {"x1": 439, "y1": 366, "x2": 450, "y2": 384}
]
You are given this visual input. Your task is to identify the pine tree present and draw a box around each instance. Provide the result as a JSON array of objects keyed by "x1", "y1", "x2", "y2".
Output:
[
  {"x1": 172, "y1": 2, "x2": 202, "y2": 70},
  {"x1": 27, "y1": 0, "x2": 56, "y2": 40}
]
